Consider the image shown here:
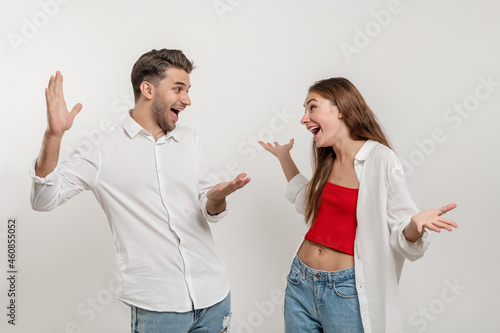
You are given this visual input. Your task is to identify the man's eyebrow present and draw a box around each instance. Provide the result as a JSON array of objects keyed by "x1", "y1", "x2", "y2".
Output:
[
  {"x1": 173, "y1": 81, "x2": 192, "y2": 89},
  {"x1": 303, "y1": 98, "x2": 317, "y2": 107}
]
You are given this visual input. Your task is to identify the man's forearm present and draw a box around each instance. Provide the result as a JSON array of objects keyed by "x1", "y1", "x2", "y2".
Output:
[
  {"x1": 206, "y1": 198, "x2": 226, "y2": 216},
  {"x1": 205, "y1": 173, "x2": 250, "y2": 216},
  {"x1": 35, "y1": 130, "x2": 63, "y2": 178}
]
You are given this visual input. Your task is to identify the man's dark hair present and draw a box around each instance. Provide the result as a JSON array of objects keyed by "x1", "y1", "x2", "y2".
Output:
[{"x1": 131, "y1": 49, "x2": 194, "y2": 101}]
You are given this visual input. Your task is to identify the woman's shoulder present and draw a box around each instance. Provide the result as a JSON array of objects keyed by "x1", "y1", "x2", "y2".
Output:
[
  {"x1": 362, "y1": 140, "x2": 402, "y2": 172},
  {"x1": 361, "y1": 140, "x2": 396, "y2": 160}
]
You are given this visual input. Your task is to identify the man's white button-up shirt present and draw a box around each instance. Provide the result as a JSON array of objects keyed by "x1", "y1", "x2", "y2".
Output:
[{"x1": 30, "y1": 113, "x2": 229, "y2": 312}]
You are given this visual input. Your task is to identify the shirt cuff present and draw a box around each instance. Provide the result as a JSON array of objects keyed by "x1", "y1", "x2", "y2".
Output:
[
  {"x1": 201, "y1": 196, "x2": 228, "y2": 223},
  {"x1": 397, "y1": 223, "x2": 431, "y2": 261},
  {"x1": 285, "y1": 173, "x2": 309, "y2": 203},
  {"x1": 29, "y1": 158, "x2": 60, "y2": 185}
]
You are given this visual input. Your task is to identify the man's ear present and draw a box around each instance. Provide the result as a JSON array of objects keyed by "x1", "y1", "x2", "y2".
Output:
[{"x1": 140, "y1": 81, "x2": 154, "y2": 101}]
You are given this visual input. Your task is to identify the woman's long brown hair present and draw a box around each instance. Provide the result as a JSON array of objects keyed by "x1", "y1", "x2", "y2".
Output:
[{"x1": 304, "y1": 78, "x2": 392, "y2": 224}]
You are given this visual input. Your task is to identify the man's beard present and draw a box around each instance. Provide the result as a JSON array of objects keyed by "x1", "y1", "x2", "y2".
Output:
[{"x1": 152, "y1": 96, "x2": 175, "y2": 132}]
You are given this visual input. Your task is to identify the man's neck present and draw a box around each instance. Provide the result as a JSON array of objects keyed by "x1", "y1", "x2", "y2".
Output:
[{"x1": 130, "y1": 106, "x2": 165, "y2": 141}]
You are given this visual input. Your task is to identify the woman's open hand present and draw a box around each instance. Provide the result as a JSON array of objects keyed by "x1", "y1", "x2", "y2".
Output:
[{"x1": 259, "y1": 139, "x2": 295, "y2": 160}]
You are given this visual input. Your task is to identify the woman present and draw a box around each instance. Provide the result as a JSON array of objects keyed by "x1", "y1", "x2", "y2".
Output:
[{"x1": 259, "y1": 77, "x2": 457, "y2": 333}]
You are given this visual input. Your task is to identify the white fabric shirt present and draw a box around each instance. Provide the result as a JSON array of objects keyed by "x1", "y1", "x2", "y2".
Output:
[
  {"x1": 286, "y1": 140, "x2": 430, "y2": 333},
  {"x1": 30, "y1": 113, "x2": 230, "y2": 312}
]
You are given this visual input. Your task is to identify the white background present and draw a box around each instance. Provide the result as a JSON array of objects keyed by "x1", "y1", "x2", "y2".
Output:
[{"x1": 1, "y1": 0, "x2": 499, "y2": 332}]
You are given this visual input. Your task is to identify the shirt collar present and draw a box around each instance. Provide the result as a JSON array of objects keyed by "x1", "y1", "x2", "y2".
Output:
[
  {"x1": 355, "y1": 140, "x2": 378, "y2": 162},
  {"x1": 165, "y1": 128, "x2": 180, "y2": 142},
  {"x1": 122, "y1": 110, "x2": 145, "y2": 138},
  {"x1": 122, "y1": 110, "x2": 180, "y2": 142}
]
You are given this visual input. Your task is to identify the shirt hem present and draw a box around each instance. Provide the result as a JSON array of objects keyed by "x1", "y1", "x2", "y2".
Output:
[{"x1": 305, "y1": 234, "x2": 355, "y2": 256}]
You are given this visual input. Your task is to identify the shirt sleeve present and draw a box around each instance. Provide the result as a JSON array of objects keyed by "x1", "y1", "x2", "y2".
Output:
[
  {"x1": 30, "y1": 136, "x2": 100, "y2": 212},
  {"x1": 285, "y1": 173, "x2": 309, "y2": 216},
  {"x1": 386, "y1": 154, "x2": 430, "y2": 262},
  {"x1": 195, "y1": 134, "x2": 227, "y2": 223}
]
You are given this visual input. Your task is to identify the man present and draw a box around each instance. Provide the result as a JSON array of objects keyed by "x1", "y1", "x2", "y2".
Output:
[{"x1": 30, "y1": 49, "x2": 250, "y2": 332}]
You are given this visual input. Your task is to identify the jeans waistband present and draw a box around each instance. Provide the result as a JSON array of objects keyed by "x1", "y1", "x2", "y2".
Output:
[{"x1": 292, "y1": 255, "x2": 355, "y2": 281}]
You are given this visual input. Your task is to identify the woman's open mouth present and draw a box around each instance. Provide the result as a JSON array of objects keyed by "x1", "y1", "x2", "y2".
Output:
[{"x1": 309, "y1": 125, "x2": 320, "y2": 137}]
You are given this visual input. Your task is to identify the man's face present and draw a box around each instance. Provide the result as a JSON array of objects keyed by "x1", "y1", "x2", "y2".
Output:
[{"x1": 152, "y1": 67, "x2": 191, "y2": 132}]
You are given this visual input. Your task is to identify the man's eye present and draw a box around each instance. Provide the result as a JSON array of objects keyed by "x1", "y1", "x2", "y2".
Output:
[{"x1": 175, "y1": 88, "x2": 181, "y2": 92}]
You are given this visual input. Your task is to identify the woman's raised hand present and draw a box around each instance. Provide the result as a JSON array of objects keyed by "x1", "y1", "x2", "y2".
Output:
[
  {"x1": 259, "y1": 139, "x2": 295, "y2": 160},
  {"x1": 259, "y1": 139, "x2": 300, "y2": 182},
  {"x1": 410, "y1": 203, "x2": 458, "y2": 234},
  {"x1": 404, "y1": 203, "x2": 458, "y2": 243}
]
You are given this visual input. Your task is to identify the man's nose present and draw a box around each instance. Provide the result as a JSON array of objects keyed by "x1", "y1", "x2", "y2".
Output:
[{"x1": 182, "y1": 93, "x2": 191, "y2": 106}]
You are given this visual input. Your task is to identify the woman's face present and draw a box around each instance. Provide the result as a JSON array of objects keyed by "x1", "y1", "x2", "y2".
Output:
[{"x1": 301, "y1": 92, "x2": 343, "y2": 147}]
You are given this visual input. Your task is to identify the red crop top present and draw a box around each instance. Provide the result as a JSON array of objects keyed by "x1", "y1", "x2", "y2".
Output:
[{"x1": 305, "y1": 182, "x2": 359, "y2": 256}]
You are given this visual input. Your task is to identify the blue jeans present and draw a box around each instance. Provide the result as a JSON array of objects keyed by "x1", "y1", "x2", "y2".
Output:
[
  {"x1": 284, "y1": 256, "x2": 364, "y2": 333},
  {"x1": 131, "y1": 292, "x2": 231, "y2": 333}
]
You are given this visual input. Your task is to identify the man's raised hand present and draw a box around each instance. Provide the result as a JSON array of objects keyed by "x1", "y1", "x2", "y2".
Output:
[{"x1": 45, "y1": 71, "x2": 82, "y2": 137}]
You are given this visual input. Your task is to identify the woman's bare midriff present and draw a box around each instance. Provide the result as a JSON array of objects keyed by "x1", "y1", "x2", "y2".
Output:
[{"x1": 297, "y1": 239, "x2": 354, "y2": 271}]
